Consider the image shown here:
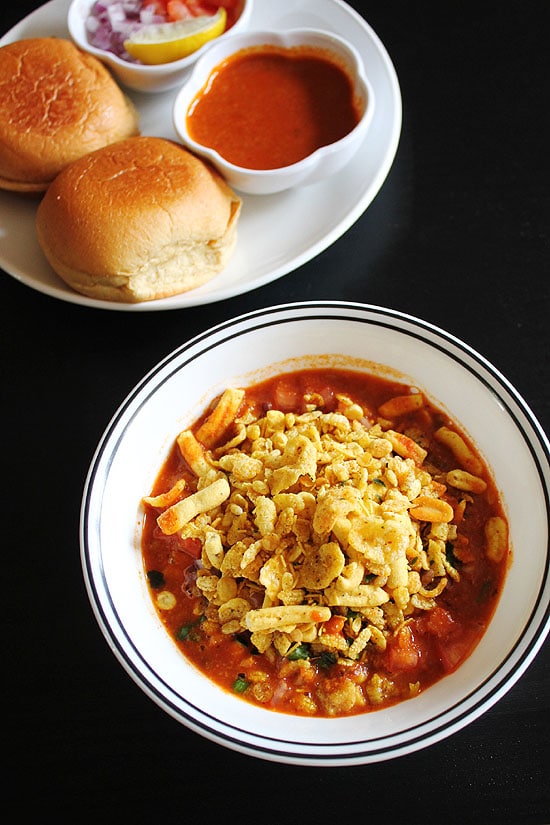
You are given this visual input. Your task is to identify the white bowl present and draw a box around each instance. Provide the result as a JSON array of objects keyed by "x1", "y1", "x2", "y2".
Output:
[
  {"x1": 173, "y1": 29, "x2": 375, "y2": 194},
  {"x1": 80, "y1": 301, "x2": 550, "y2": 766},
  {"x1": 68, "y1": 0, "x2": 253, "y2": 93}
]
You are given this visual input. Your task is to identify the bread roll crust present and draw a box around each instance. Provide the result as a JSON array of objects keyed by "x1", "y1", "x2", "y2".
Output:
[
  {"x1": 36, "y1": 137, "x2": 242, "y2": 302},
  {"x1": 0, "y1": 38, "x2": 139, "y2": 191}
]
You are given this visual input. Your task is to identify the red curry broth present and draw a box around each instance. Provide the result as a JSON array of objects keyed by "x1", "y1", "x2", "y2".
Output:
[
  {"x1": 142, "y1": 369, "x2": 509, "y2": 717},
  {"x1": 185, "y1": 45, "x2": 362, "y2": 169}
]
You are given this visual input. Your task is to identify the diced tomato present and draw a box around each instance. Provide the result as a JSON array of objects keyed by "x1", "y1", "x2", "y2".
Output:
[
  {"x1": 436, "y1": 636, "x2": 473, "y2": 673},
  {"x1": 425, "y1": 606, "x2": 457, "y2": 639},
  {"x1": 208, "y1": 0, "x2": 239, "y2": 27},
  {"x1": 318, "y1": 386, "x2": 336, "y2": 409},
  {"x1": 323, "y1": 615, "x2": 346, "y2": 636},
  {"x1": 166, "y1": 0, "x2": 193, "y2": 19},
  {"x1": 273, "y1": 378, "x2": 300, "y2": 411},
  {"x1": 453, "y1": 538, "x2": 476, "y2": 563},
  {"x1": 412, "y1": 609, "x2": 474, "y2": 673},
  {"x1": 183, "y1": 0, "x2": 216, "y2": 15},
  {"x1": 142, "y1": 0, "x2": 169, "y2": 14},
  {"x1": 142, "y1": 0, "x2": 226, "y2": 21},
  {"x1": 169, "y1": 535, "x2": 202, "y2": 567},
  {"x1": 385, "y1": 626, "x2": 421, "y2": 673},
  {"x1": 179, "y1": 537, "x2": 202, "y2": 558}
]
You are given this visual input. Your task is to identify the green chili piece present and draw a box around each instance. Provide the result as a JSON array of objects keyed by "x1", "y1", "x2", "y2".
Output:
[{"x1": 232, "y1": 674, "x2": 250, "y2": 693}]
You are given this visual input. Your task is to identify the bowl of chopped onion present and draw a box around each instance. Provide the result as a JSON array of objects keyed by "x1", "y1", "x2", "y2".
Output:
[
  {"x1": 80, "y1": 301, "x2": 550, "y2": 766},
  {"x1": 68, "y1": 0, "x2": 253, "y2": 92}
]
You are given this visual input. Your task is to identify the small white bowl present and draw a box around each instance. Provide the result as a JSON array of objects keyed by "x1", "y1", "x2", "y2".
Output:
[
  {"x1": 81, "y1": 301, "x2": 550, "y2": 766},
  {"x1": 173, "y1": 29, "x2": 375, "y2": 194},
  {"x1": 68, "y1": 0, "x2": 253, "y2": 93}
]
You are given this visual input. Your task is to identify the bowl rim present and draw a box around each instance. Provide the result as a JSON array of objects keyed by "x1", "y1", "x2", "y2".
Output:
[
  {"x1": 173, "y1": 27, "x2": 374, "y2": 178},
  {"x1": 80, "y1": 300, "x2": 550, "y2": 766}
]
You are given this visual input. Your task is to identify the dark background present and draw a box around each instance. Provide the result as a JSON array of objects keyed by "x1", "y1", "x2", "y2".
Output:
[{"x1": 2, "y1": 1, "x2": 548, "y2": 822}]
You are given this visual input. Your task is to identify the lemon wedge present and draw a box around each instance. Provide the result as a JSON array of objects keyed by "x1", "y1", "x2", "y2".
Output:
[{"x1": 124, "y1": 8, "x2": 227, "y2": 65}]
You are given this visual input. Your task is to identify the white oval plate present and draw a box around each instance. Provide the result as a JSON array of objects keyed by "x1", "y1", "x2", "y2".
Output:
[
  {"x1": 81, "y1": 301, "x2": 550, "y2": 765},
  {"x1": 0, "y1": 0, "x2": 401, "y2": 311}
]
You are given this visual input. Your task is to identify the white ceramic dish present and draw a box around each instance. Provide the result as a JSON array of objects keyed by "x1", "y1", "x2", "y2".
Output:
[
  {"x1": 173, "y1": 28, "x2": 375, "y2": 194},
  {"x1": 81, "y1": 301, "x2": 550, "y2": 766},
  {"x1": 0, "y1": 0, "x2": 401, "y2": 311},
  {"x1": 67, "y1": 0, "x2": 253, "y2": 93}
]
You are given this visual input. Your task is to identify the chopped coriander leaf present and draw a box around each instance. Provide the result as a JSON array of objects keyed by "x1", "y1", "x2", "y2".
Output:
[
  {"x1": 286, "y1": 643, "x2": 311, "y2": 660},
  {"x1": 232, "y1": 674, "x2": 250, "y2": 693},
  {"x1": 146, "y1": 570, "x2": 165, "y2": 589},
  {"x1": 316, "y1": 651, "x2": 337, "y2": 669},
  {"x1": 176, "y1": 616, "x2": 204, "y2": 641},
  {"x1": 176, "y1": 623, "x2": 193, "y2": 641}
]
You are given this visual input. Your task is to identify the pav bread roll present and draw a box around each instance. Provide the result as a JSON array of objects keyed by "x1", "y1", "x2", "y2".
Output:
[
  {"x1": 0, "y1": 38, "x2": 139, "y2": 193},
  {"x1": 36, "y1": 136, "x2": 242, "y2": 302}
]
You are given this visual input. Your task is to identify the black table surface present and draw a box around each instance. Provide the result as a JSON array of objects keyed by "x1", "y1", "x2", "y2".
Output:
[{"x1": 2, "y1": 1, "x2": 549, "y2": 821}]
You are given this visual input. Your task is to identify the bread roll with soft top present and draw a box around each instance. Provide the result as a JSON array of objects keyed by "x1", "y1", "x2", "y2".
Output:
[
  {"x1": 36, "y1": 136, "x2": 242, "y2": 302},
  {"x1": 0, "y1": 38, "x2": 139, "y2": 193}
]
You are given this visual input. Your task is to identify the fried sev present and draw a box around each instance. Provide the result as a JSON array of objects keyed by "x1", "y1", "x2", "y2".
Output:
[{"x1": 143, "y1": 385, "x2": 481, "y2": 666}]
